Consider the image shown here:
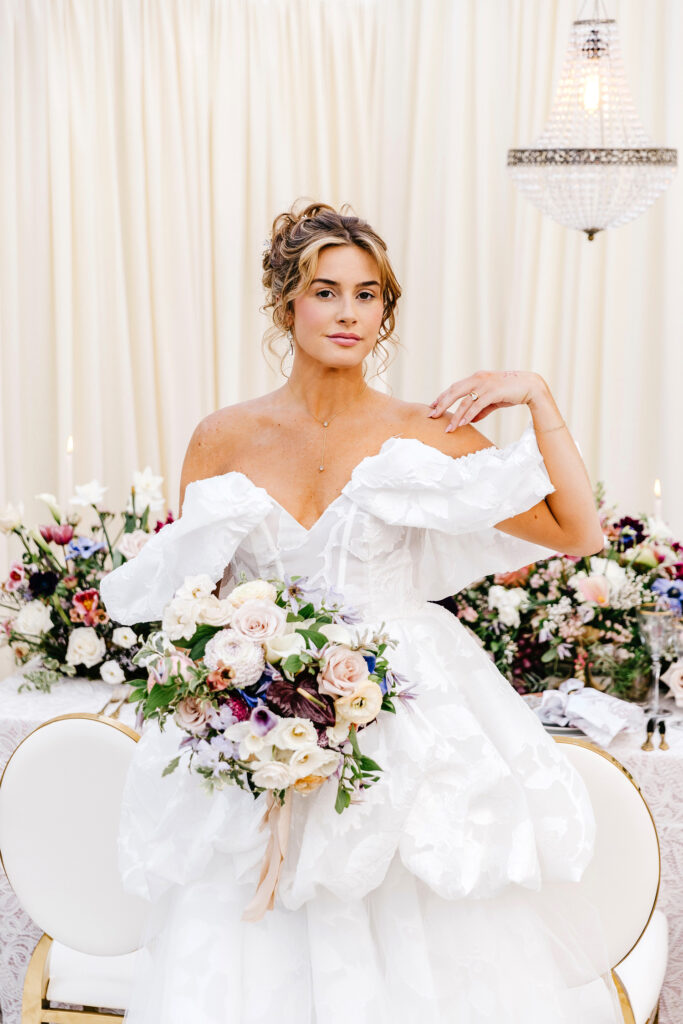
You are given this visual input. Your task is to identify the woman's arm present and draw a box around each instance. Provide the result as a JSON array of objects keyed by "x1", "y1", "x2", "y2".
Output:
[{"x1": 428, "y1": 371, "x2": 605, "y2": 558}]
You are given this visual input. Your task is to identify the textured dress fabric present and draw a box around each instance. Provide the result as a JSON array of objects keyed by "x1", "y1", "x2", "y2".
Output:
[{"x1": 100, "y1": 424, "x2": 622, "y2": 1024}]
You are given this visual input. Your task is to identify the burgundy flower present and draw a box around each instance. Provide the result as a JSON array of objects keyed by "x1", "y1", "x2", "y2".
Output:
[
  {"x1": 266, "y1": 675, "x2": 335, "y2": 727},
  {"x1": 225, "y1": 695, "x2": 250, "y2": 721},
  {"x1": 51, "y1": 524, "x2": 74, "y2": 545},
  {"x1": 154, "y1": 512, "x2": 175, "y2": 534},
  {"x1": 27, "y1": 571, "x2": 59, "y2": 598}
]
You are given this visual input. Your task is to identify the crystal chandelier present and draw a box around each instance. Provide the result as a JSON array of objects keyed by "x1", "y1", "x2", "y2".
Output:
[{"x1": 507, "y1": 5, "x2": 677, "y2": 240}]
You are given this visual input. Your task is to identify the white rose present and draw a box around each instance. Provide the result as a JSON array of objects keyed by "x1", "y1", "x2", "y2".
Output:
[
  {"x1": 100, "y1": 659, "x2": 125, "y2": 685},
  {"x1": 70, "y1": 480, "x2": 108, "y2": 507},
  {"x1": 228, "y1": 579, "x2": 278, "y2": 607},
  {"x1": 270, "y1": 717, "x2": 318, "y2": 750},
  {"x1": 318, "y1": 622, "x2": 355, "y2": 646},
  {"x1": 14, "y1": 601, "x2": 53, "y2": 636},
  {"x1": 195, "y1": 595, "x2": 233, "y2": 626},
  {"x1": 230, "y1": 599, "x2": 287, "y2": 641},
  {"x1": 66, "y1": 626, "x2": 106, "y2": 668},
  {"x1": 126, "y1": 467, "x2": 165, "y2": 515},
  {"x1": 175, "y1": 574, "x2": 216, "y2": 601},
  {"x1": 251, "y1": 760, "x2": 295, "y2": 790},
  {"x1": 0, "y1": 501, "x2": 24, "y2": 533},
  {"x1": 326, "y1": 719, "x2": 351, "y2": 745},
  {"x1": 162, "y1": 598, "x2": 199, "y2": 641},
  {"x1": 288, "y1": 743, "x2": 337, "y2": 780},
  {"x1": 264, "y1": 631, "x2": 306, "y2": 663},
  {"x1": 116, "y1": 529, "x2": 151, "y2": 560},
  {"x1": 112, "y1": 626, "x2": 137, "y2": 649}
]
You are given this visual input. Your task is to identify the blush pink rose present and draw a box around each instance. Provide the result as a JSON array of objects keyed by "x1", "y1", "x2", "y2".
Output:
[
  {"x1": 174, "y1": 696, "x2": 212, "y2": 735},
  {"x1": 318, "y1": 645, "x2": 369, "y2": 698},
  {"x1": 230, "y1": 598, "x2": 287, "y2": 641},
  {"x1": 576, "y1": 575, "x2": 610, "y2": 606}
]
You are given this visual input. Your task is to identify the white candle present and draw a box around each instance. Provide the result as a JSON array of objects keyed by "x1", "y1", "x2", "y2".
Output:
[
  {"x1": 653, "y1": 478, "x2": 662, "y2": 521},
  {"x1": 65, "y1": 435, "x2": 74, "y2": 513}
]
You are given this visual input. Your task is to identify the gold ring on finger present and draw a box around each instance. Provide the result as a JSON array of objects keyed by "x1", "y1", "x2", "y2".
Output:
[{"x1": 468, "y1": 390, "x2": 479, "y2": 401}]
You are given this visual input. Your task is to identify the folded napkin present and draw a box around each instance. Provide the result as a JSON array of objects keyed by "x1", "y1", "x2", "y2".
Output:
[{"x1": 524, "y1": 678, "x2": 645, "y2": 747}]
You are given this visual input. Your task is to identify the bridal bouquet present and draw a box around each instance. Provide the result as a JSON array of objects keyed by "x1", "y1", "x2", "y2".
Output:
[
  {"x1": 129, "y1": 573, "x2": 415, "y2": 814},
  {"x1": 453, "y1": 482, "x2": 683, "y2": 699},
  {"x1": 0, "y1": 471, "x2": 173, "y2": 691}
]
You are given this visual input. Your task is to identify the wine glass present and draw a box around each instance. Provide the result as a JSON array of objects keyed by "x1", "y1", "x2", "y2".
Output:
[{"x1": 636, "y1": 605, "x2": 676, "y2": 717}]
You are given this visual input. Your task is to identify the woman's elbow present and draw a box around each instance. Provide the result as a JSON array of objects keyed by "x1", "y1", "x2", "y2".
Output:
[{"x1": 564, "y1": 530, "x2": 605, "y2": 559}]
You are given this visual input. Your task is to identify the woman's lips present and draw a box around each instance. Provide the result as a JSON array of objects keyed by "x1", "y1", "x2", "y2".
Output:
[{"x1": 327, "y1": 335, "x2": 360, "y2": 347}]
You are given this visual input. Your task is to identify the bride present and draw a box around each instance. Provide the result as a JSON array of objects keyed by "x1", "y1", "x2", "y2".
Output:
[{"x1": 101, "y1": 200, "x2": 622, "y2": 1023}]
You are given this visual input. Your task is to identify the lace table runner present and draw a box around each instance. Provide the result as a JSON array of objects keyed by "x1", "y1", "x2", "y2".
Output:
[{"x1": 0, "y1": 670, "x2": 137, "y2": 1024}]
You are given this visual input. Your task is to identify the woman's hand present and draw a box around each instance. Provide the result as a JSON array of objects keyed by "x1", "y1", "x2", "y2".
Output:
[{"x1": 428, "y1": 370, "x2": 547, "y2": 432}]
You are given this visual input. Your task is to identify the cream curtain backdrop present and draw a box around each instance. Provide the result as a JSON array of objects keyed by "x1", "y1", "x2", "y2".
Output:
[{"x1": 1, "y1": 0, "x2": 682, "y2": 572}]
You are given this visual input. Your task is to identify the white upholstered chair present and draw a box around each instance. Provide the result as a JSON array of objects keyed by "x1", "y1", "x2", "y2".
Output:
[
  {"x1": 555, "y1": 737, "x2": 667, "y2": 1024},
  {"x1": 0, "y1": 713, "x2": 151, "y2": 1023}
]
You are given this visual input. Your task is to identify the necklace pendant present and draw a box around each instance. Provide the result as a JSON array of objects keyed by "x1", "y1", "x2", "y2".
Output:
[
  {"x1": 319, "y1": 465, "x2": 324, "y2": 472},
  {"x1": 322, "y1": 421, "x2": 328, "y2": 427}
]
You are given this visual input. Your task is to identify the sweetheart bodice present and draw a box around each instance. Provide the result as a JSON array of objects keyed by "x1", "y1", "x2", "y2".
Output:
[{"x1": 100, "y1": 423, "x2": 559, "y2": 625}]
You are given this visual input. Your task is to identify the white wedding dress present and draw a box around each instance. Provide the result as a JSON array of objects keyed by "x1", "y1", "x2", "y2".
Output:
[{"x1": 100, "y1": 423, "x2": 622, "y2": 1024}]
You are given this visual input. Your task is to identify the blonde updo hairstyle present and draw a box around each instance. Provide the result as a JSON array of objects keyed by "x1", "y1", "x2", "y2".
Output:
[{"x1": 261, "y1": 200, "x2": 402, "y2": 378}]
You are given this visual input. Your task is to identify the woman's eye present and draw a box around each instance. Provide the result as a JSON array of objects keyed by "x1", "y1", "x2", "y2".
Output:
[
  {"x1": 358, "y1": 291, "x2": 377, "y2": 301},
  {"x1": 316, "y1": 289, "x2": 334, "y2": 298}
]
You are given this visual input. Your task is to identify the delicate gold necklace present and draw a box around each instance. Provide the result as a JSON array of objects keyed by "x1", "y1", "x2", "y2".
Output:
[{"x1": 286, "y1": 380, "x2": 369, "y2": 472}]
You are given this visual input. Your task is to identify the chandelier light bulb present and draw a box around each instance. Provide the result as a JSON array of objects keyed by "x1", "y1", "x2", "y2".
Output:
[{"x1": 507, "y1": 10, "x2": 677, "y2": 239}]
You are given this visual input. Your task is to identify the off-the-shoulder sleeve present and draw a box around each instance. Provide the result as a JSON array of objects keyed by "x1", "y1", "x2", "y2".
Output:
[
  {"x1": 346, "y1": 423, "x2": 560, "y2": 600},
  {"x1": 99, "y1": 474, "x2": 271, "y2": 625}
]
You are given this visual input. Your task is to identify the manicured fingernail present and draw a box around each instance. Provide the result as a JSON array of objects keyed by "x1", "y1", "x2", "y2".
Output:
[{"x1": 428, "y1": 409, "x2": 438, "y2": 417}]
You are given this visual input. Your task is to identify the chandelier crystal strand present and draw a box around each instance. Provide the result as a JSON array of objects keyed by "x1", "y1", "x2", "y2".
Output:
[{"x1": 507, "y1": 14, "x2": 677, "y2": 239}]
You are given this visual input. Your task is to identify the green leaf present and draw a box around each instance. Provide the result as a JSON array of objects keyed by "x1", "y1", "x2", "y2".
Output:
[
  {"x1": 282, "y1": 654, "x2": 303, "y2": 676},
  {"x1": 145, "y1": 682, "x2": 176, "y2": 712},
  {"x1": 297, "y1": 628, "x2": 328, "y2": 649},
  {"x1": 381, "y1": 696, "x2": 396, "y2": 713},
  {"x1": 335, "y1": 785, "x2": 351, "y2": 814},
  {"x1": 162, "y1": 756, "x2": 180, "y2": 777},
  {"x1": 358, "y1": 755, "x2": 382, "y2": 772}
]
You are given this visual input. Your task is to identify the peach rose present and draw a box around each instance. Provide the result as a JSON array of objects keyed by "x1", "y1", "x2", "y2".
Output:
[
  {"x1": 318, "y1": 645, "x2": 369, "y2": 698},
  {"x1": 294, "y1": 774, "x2": 327, "y2": 795},
  {"x1": 230, "y1": 598, "x2": 287, "y2": 641}
]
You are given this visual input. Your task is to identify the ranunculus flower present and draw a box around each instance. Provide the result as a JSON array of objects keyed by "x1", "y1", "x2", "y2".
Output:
[
  {"x1": 175, "y1": 574, "x2": 215, "y2": 601},
  {"x1": 293, "y1": 774, "x2": 327, "y2": 794},
  {"x1": 334, "y1": 681, "x2": 384, "y2": 725},
  {"x1": 251, "y1": 760, "x2": 295, "y2": 790},
  {"x1": 112, "y1": 626, "x2": 138, "y2": 648},
  {"x1": 264, "y1": 631, "x2": 306, "y2": 663},
  {"x1": 100, "y1": 660, "x2": 125, "y2": 685},
  {"x1": 228, "y1": 579, "x2": 278, "y2": 607},
  {"x1": 318, "y1": 645, "x2": 369, "y2": 698},
  {"x1": 494, "y1": 566, "x2": 532, "y2": 586},
  {"x1": 195, "y1": 595, "x2": 233, "y2": 626},
  {"x1": 230, "y1": 599, "x2": 287, "y2": 641},
  {"x1": 0, "y1": 501, "x2": 24, "y2": 533},
  {"x1": 70, "y1": 480, "x2": 108, "y2": 507},
  {"x1": 174, "y1": 696, "x2": 211, "y2": 736},
  {"x1": 66, "y1": 626, "x2": 106, "y2": 668},
  {"x1": 5, "y1": 561, "x2": 26, "y2": 592},
  {"x1": 204, "y1": 628, "x2": 265, "y2": 686},
  {"x1": 270, "y1": 717, "x2": 318, "y2": 749},
  {"x1": 116, "y1": 530, "x2": 151, "y2": 560},
  {"x1": 14, "y1": 601, "x2": 53, "y2": 636},
  {"x1": 575, "y1": 575, "x2": 611, "y2": 606},
  {"x1": 289, "y1": 744, "x2": 339, "y2": 780}
]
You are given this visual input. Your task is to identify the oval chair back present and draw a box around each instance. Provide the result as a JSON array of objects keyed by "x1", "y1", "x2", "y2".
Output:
[
  {"x1": 554, "y1": 737, "x2": 660, "y2": 972},
  {"x1": 0, "y1": 713, "x2": 150, "y2": 956}
]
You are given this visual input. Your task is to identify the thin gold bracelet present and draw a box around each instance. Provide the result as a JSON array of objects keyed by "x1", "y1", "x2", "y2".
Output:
[{"x1": 534, "y1": 421, "x2": 566, "y2": 434}]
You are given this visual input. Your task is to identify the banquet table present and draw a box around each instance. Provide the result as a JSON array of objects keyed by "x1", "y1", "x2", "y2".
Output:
[
  {"x1": 0, "y1": 669, "x2": 137, "y2": 1024},
  {"x1": 0, "y1": 674, "x2": 682, "y2": 1024}
]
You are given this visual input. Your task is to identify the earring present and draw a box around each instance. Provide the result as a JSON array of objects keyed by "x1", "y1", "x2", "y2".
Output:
[{"x1": 286, "y1": 328, "x2": 293, "y2": 351}]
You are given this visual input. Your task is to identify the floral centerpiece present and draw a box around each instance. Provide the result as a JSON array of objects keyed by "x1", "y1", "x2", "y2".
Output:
[
  {"x1": 128, "y1": 572, "x2": 416, "y2": 920},
  {"x1": 452, "y1": 483, "x2": 683, "y2": 699},
  {"x1": 0, "y1": 469, "x2": 173, "y2": 691}
]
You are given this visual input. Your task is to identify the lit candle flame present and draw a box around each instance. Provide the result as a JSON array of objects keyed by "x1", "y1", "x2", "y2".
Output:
[
  {"x1": 582, "y1": 74, "x2": 600, "y2": 112},
  {"x1": 66, "y1": 435, "x2": 74, "y2": 455},
  {"x1": 654, "y1": 478, "x2": 661, "y2": 499}
]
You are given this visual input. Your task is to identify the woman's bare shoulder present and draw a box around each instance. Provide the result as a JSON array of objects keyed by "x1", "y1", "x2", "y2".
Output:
[{"x1": 383, "y1": 395, "x2": 497, "y2": 460}]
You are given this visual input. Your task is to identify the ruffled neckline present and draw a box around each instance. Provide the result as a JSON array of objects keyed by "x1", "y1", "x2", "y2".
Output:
[{"x1": 188, "y1": 429, "x2": 528, "y2": 536}]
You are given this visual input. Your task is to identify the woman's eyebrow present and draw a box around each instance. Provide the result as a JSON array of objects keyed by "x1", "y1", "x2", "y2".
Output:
[{"x1": 311, "y1": 278, "x2": 380, "y2": 287}]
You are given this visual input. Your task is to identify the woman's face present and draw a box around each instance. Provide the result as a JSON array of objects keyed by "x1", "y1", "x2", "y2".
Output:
[{"x1": 289, "y1": 244, "x2": 384, "y2": 368}]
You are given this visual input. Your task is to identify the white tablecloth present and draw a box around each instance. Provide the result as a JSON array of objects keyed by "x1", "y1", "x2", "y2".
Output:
[
  {"x1": 0, "y1": 670, "x2": 137, "y2": 1024},
  {"x1": 0, "y1": 674, "x2": 681, "y2": 1024},
  {"x1": 606, "y1": 700, "x2": 683, "y2": 1024}
]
